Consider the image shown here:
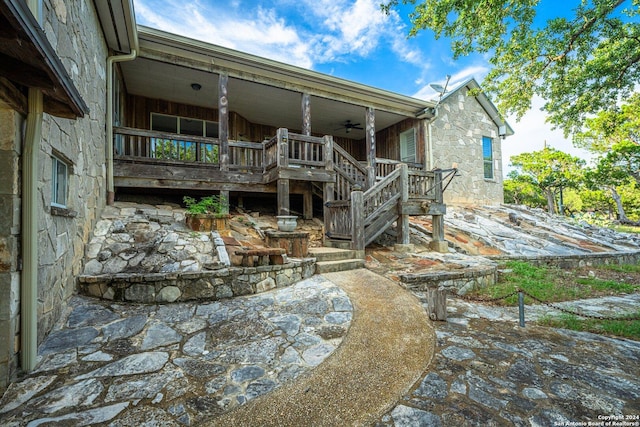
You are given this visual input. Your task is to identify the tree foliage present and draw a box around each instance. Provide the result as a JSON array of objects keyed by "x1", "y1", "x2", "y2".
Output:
[
  {"x1": 382, "y1": 0, "x2": 640, "y2": 135},
  {"x1": 509, "y1": 147, "x2": 585, "y2": 214}
]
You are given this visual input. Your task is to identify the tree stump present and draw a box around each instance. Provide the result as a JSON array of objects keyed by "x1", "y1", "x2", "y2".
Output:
[{"x1": 427, "y1": 288, "x2": 447, "y2": 321}]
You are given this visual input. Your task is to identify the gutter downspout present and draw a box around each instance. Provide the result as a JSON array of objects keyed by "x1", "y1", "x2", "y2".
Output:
[
  {"x1": 20, "y1": 0, "x2": 44, "y2": 375},
  {"x1": 106, "y1": 48, "x2": 137, "y2": 205},
  {"x1": 424, "y1": 107, "x2": 437, "y2": 170},
  {"x1": 21, "y1": 89, "x2": 43, "y2": 373}
]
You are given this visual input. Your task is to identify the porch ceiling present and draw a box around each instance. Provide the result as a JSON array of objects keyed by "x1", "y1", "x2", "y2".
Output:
[{"x1": 120, "y1": 57, "x2": 409, "y2": 139}]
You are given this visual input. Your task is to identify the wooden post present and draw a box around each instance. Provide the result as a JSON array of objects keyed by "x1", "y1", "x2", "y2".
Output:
[
  {"x1": 351, "y1": 189, "x2": 365, "y2": 252},
  {"x1": 365, "y1": 107, "x2": 376, "y2": 189},
  {"x1": 427, "y1": 288, "x2": 447, "y2": 321},
  {"x1": 302, "y1": 93, "x2": 311, "y2": 136},
  {"x1": 430, "y1": 168, "x2": 448, "y2": 253},
  {"x1": 277, "y1": 128, "x2": 289, "y2": 168},
  {"x1": 278, "y1": 179, "x2": 290, "y2": 215},
  {"x1": 323, "y1": 135, "x2": 335, "y2": 223},
  {"x1": 218, "y1": 72, "x2": 229, "y2": 171},
  {"x1": 277, "y1": 128, "x2": 290, "y2": 215},
  {"x1": 303, "y1": 186, "x2": 313, "y2": 220},
  {"x1": 398, "y1": 163, "x2": 410, "y2": 244}
]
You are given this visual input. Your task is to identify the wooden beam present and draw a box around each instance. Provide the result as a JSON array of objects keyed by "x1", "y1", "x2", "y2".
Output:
[
  {"x1": 0, "y1": 76, "x2": 26, "y2": 114},
  {"x1": 218, "y1": 72, "x2": 229, "y2": 171},
  {"x1": 0, "y1": 52, "x2": 54, "y2": 90}
]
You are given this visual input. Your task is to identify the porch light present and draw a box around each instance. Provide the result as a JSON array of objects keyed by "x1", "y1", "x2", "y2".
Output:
[{"x1": 191, "y1": 83, "x2": 202, "y2": 91}]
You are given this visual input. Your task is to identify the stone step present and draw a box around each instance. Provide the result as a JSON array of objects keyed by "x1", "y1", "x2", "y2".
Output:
[
  {"x1": 315, "y1": 258, "x2": 365, "y2": 274},
  {"x1": 308, "y1": 247, "x2": 358, "y2": 262},
  {"x1": 323, "y1": 239, "x2": 352, "y2": 250}
]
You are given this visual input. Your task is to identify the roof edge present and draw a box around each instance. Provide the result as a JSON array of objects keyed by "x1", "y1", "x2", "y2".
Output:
[
  {"x1": 444, "y1": 77, "x2": 514, "y2": 136},
  {"x1": 137, "y1": 26, "x2": 436, "y2": 116}
]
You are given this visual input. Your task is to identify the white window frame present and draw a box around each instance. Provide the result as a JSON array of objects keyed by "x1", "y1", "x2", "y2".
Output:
[
  {"x1": 482, "y1": 136, "x2": 494, "y2": 180},
  {"x1": 400, "y1": 128, "x2": 417, "y2": 163},
  {"x1": 51, "y1": 155, "x2": 68, "y2": 208}
]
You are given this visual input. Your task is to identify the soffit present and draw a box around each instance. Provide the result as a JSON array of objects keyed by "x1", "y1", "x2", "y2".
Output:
[
  {"x1": 120, "y1": 57, "x2": 408, "y2": 138},
  {"x1": 0, "y1": 0, "x2": 88, "y2": 118}
]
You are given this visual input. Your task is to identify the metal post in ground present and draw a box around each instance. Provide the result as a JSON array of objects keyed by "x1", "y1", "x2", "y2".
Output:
[{"x1": 518, "y1": 291, "x2": 525, "y2": 327}]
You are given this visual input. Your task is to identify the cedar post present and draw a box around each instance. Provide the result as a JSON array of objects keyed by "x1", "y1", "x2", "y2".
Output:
[
  {"x1": 302, "y1": 93, "x2": 311, "y2": 136},
  {"x1": 430, "y1": 168, "x2": 448, "y2": 253},
  {"x1": 351, "y1": 189, "x2": 365, "y2": 252},
  {"x1": 218, "y1": 72, "x2": 229, "y2": 171},
  {"x1": 218, "y1": 72, "x2": 230, "y2": 213},
  {"x1": 398, "y1": 163, "x2": 410, "y2": 244},
  {"x1": 277, "y1": 128, "x2": 290, "y2": 215},
  {"x1": 365, "y1": 107, "x2": 376, "y2": 189}
]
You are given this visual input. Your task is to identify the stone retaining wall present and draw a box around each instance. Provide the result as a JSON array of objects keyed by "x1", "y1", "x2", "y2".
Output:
[
  {"x1": 78, "y1": 259, "x2": 316, "y2": 303},
  {"x1": 489, "y1": 251, "x2": 640, "y2": 269},
  {"x1": 399, "y1": 267, "x2": 497, "y2": 295},
  {"x1": 399, "y1": 251, "x2": 640, "y2": 295}
]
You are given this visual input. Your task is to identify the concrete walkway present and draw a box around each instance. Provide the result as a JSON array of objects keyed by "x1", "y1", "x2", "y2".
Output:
[{"x1": 211, "y1": 269, "x2": 434, "y2": 426}]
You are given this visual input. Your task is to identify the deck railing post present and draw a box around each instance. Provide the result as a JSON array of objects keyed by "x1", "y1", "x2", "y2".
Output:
[
  {"x1": 323, "y1": 135, "x2": 335, "y2": 229},
  {"x1": 351, "y1": 189, "x2": 365, "y2": 253},
  {"x1": 277, "y1": 128, "x2": 290, "y2": 215},
  {"x1": 398, "y1": 163, "x2": 410, "y2": 245},
  {"x1": 218, "y1": 72, "x2": 229, "y2": 172},
  {"x1": 430, "y1": 168, "x2": 448, "y2": 253}
]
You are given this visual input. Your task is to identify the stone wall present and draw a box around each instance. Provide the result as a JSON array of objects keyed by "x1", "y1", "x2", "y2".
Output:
[
  {"x1": 0, "y1": 108, "x2": 23, "y2": 391},
  {"x1": 34, "y1": 0, "x2": 108, "y2": 343},
  {"x1": 491, "y1": 251, "x2": 640, "y2": 270},
  {"x1": 431, "y1": 90, "x2": 504, "y2": 205},
  {"x1": 399, "y1": 266, "x2": 497, "y2": 295},
  {"x1": 77, "y1": 260, "x2": 316, "y2": 303}
]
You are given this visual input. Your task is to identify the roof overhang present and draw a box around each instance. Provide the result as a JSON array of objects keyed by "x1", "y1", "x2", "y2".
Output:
[
  {"x1": 93, "y1": 0, "x2": 138, "y2": 53},
  {"x1": 117, "y1": 26, "x2": 435, "y2": 139},
  {"x1": 0, "y1": 0, "x2": 88, "y2": 118},
  {"x1": 443, "y1": 78, "x2": 515, "y2": 137}
]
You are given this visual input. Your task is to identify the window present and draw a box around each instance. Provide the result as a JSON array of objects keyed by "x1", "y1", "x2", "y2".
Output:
[
  {"x1": 400, "y1": 128, "x2": 417, "y2": 163},
  {"x1": 482, "y1": 136, "x2": 494, "y2": 179},
  {"x1": 149, "y1": 113, "x2": 219, "y2": 162},
  {"x1": 52, "y1": 155, "x2": 68, "y2": 208}
]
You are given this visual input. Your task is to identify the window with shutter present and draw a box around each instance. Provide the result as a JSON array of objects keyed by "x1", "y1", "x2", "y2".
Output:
[{"x1": 400, "y1": 128, "x2": 416, "y2": 163}]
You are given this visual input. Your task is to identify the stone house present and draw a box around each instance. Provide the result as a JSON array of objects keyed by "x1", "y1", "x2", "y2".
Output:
[{"x1": 0, "y1": 0, "x2": 512, "y2": 391}]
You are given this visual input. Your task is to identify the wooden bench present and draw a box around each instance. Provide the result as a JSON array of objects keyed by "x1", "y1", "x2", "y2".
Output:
[{"x1": 234, "y1": 248, "x2": 286, "y2": 267}]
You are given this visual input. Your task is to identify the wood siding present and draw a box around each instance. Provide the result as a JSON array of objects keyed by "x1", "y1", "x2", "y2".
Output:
[{"x1": 123, "y1": 94, "x2": 420, "y2": 163}]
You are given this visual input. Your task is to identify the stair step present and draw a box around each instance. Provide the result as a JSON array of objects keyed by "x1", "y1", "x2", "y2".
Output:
[
  {"x1": 315, "y1": 258, "x2": 365, "y2": 274},
  {"x1": 308, "y1": 247, "x2": 357, "y2": 262},
  {"x1": 323, "y1": 239, "x2": 352, "y2": 250}
]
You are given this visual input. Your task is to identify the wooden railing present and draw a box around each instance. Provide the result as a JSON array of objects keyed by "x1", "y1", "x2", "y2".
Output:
[
  {"x1": 263, "y1": 135, "x2": 278, "y2": 171},
  {"x1": 114, "y1": 126, "x2": 263, "y2": 172},
  {"x1": 114, "y1": 126, "x2": 220, "y2": 164},
  {"x1": 333, "y1": 144, "x2": 368, "y2": 201},
  {"x1": 325, "y1": 164, "x2": 449, "y2": 249},
  {"x1": 287, "y1": 132, "x2": 325, "y2": 168},
  {"x1": 375, "y1": 158, "x2": 423, "y2": 179}
]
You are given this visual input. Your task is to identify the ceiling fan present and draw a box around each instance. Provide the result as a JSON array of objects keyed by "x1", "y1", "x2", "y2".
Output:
[{"x1": 336, "y1": 120, "x2": 364, "y2": 133}]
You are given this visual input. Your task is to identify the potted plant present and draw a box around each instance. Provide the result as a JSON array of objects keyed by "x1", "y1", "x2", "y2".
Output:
[{"x1": 183, "y1": 195, "x2": 229, "y2": 232}]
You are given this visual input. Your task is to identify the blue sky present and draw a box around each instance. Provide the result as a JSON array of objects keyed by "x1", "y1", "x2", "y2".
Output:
[{"x1": 133, "y1": 0, "x2": 593, "y2": 172}]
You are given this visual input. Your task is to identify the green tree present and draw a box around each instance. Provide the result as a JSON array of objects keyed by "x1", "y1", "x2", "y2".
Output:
[
  {"x1": 585, "y1": 141, "x2": 640, "y2": 223},
  {"x1": 503, "y1": 172, "x2": 546, "y2": 207},
  {"x1": 382, "y1": 0, "x2": 640, "y2": 135},
  {"x1": 509, "y1": 147, "x2": 585, "y2": 214}
]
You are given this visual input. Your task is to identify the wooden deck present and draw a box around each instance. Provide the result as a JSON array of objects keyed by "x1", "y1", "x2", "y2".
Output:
[{"x1": 113, "y1": 126, "x2": 455, "y2": 252}]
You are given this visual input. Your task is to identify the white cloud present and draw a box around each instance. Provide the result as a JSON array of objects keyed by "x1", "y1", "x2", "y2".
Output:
[
  {"x1": 412, "y1": 64, "x2": 490, "y2": 100},
  {"x1": 135, "y1": 0, "x2": 314, "y2": 67},
  {"x1": 134, "y1": 0, "x2": 425, "y2": 70}
]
